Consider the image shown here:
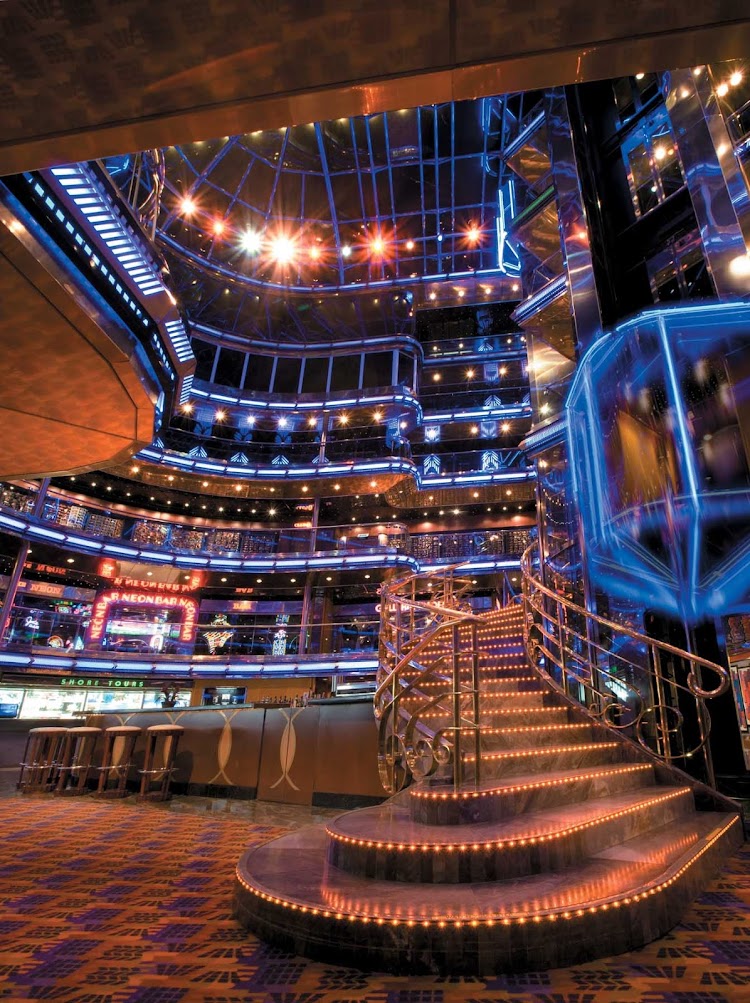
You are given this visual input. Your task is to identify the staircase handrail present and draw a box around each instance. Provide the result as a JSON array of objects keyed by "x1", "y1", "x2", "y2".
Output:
[
  {"x1": 521, "y1": 541, "x2": 730, "y2": 787},
  {"x1": 376, "y1": 564, "x2": 483, "y2": 794}
]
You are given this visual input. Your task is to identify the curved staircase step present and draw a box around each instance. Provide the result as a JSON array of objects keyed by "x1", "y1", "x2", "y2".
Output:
[
  {"x1": 410, "y1": 762, "x2": 656, "y2": 824},
  {"x1": 234, "y1": 812, "x2": 742, "y2": 974},
  {"x1": 326, "y1": 785, "x2": 695, "y2": 881}
]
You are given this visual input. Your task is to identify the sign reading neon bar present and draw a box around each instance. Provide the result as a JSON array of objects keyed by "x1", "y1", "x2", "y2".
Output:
[{"x1": 88, "y1": 589, "x2": 199, "y2": 643}]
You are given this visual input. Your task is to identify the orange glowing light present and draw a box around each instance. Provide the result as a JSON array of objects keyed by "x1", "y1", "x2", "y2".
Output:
[
  {"x1": 212, "y1": 219, "x2": 225, "y2": 236},
  {"x1": 180, "y1": 196, "x2": 197, "y2": 216}
]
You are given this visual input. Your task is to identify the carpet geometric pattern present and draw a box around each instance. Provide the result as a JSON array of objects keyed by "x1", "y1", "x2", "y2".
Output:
[{"x1": 0, "y1": 795, "x2": 749, "y2": 1002}]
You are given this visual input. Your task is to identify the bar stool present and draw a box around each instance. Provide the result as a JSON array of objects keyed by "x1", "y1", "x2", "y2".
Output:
[
  {"x1": 138, "y1": 724, "x2": 184, "y2": 802},
  {"x1": 96, "y1": 725, "x2": 141, "y2": 798},
  {"x1": 55, "y1": 726, "x2": 102, "y2": 795},
  {"x1": 18, "y1": 727, "x2": 68, "y2": 793}
]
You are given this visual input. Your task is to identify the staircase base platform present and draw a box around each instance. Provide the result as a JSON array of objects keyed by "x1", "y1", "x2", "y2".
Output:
[{"x1": 233, "y1": 812, "x2": 743, "y2": 974}]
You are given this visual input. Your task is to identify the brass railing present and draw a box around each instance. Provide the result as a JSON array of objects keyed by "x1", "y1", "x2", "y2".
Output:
[
  {"x1": 375, "y1": 565, "x2": 483, "y2": 794},
  {"x1": 521, "y1": 541, "x2": 729, "y2": 788}
]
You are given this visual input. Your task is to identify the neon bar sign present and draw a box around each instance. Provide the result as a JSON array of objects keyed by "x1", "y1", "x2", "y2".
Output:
[{"x1": 88, "y1": 589, "x2": 199, "y2": 643}]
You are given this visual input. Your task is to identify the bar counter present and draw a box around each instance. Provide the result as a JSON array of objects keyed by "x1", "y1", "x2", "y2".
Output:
[{"x1": 86, "y1": 697, "x2": 385, "y2": 807}]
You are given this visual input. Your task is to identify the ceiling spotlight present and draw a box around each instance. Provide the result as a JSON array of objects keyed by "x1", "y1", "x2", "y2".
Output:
[
  {"x1": 466, "y1": 369, "x2": 475, "y2": 379},
  {"x1": 307, "y1": 415, "x2": 317, "y2": 426},
  {"x1": 370, "y1": 480, "x2": 377, "y2": 488},
  {"x1": 466, "y1": 225, "x2": 481, "y2": 244},
  {"x1": 214, "y1": 409, "x2": 226, "y2": 422},
  {"x1": 180, "y1": 196, "x2": 196, "y2": 215},
  {"x1": 271, "y1": 235, "x2": 295, "y2": 265},
  {"x1": 470, "y1": 425, "x2": 479, "y2": 435},
  {"x1": 540, "y1": 403, "x2": 551, "y2": 415},
  {"x1": 339, "y1": 413, "x2": 349, "y2": 425},
  {"x1": 290, "y1": 577, "x2": 296, "y2": 583},
  {"x1": 635, "y1": 72, "x2": 645, "y2": 80},
  {"x1": 429, "y1": 291, "x2": 437, "y2": 301},
  {"x1": 309, "y1": 244, "x2": 321, "y2": 260},
  {"x1": 406, "y1": 239, "x2": 415, "y2": 250},
  {"x1": 212, "y1": 219, "x2": 225, "y2": 236},
  {"x1": 432, "y1": 373, "x2": 441, "y2": 382},
  {"x1": 241, "y1": 228, "x2": 263, "y2": 254},
  {"x1": 730, "y1": 70, "x2": 744, "y2": 87},
  {"x1": 131, "y1": 465, "x2": 140, "y2": 474},
  {"x1": 457, "y1": 288, "x2": 466, "y2": 298},
  {"x1": 511, "y1": 282, "x2": 520, "y2": 292},
  {"x1": 341, "y1": 244, "x2": 352, "y2": 258},
  {"x1": 371, "y1": 236, "x2": 385, "y2": 255},
  {"x1": 717, "y1": 82, "x2": 729, "y2": 97},
  {"x1": 246, "y1": 415, "x2": 255, "y2": 426},
  {"x1": 66, "y1": 557, "x2": 75, "y2": 564},
  {"x1": 221, "y1": 577, "x2": 227, "y2": 583},
  {"x1": 334, "y1": 483, "x2": 341, "y2": 490},
  {"x1": 268, "y1": 508, "x2": 276, "y2": 516},
  {"x1": 302, "y1": 485, "x2": 309, "y2": 493},
  {"x1": 202, "y1": 480, "x2": 209, "y2": 487},
  {"x1": 278, "y1": 417, "x2": 288, "y2": 429},
  {"x1": 234, "y1": 484, "x2": 242, "y2": 491},
  {"x1": 373, "y1": 410, "x2": 383, "y2": 422},
  {"x1": 256, "y1": 578, "x2": 263, "y2": 583}
]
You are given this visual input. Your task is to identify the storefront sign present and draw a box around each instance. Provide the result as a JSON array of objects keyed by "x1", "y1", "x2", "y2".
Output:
[
  {"x1": 60, "y1": 677, "x2": 145, "y2": 689},
  {"x1": 87, "y1": 589, "x2": 199, "y2": 643},
  {"x1": 24, "y1": 561, "x2": 73, "y2": 578},
  {"x1": 97, "y1": 559, "x2": 204, "y2": 592}
]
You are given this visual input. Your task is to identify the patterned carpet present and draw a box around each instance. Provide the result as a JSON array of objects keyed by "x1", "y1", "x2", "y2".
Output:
[{"x1": 0, "y1": 791, "x2": 749, "y2": 1002}]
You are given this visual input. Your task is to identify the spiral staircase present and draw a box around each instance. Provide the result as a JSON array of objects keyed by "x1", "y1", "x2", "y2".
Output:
[{"x1": 234, "y1": 554, "x2": 744, "y2": 974}]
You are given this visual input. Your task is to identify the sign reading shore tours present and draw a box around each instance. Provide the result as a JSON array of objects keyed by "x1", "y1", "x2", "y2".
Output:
[
  {"x1": 87, "y1": 589, "x2": 199, "y2": 643},
  {"x1": 60, "y1": 677, "x2": 146, "y2": 689}
]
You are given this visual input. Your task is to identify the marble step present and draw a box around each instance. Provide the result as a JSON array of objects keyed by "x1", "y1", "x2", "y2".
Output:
[
  {"x1": 410, "y1": 761, "x2": 656, "y2": 825},
  {"x1": 234, "y1": 812, "x2": 742, "y2": 974},
  {"x1": 326, "y1": 785, "x2": 695, "y2": 882},
  {"x1": 475, "y1": 721, "x2": 595, "y2": 749},
  {"x1": 413, "y1": 705, "x2": 571, "y2": 728},
  {"x1": 467, "y1": 739, "x2": 625, "y2": 779}
]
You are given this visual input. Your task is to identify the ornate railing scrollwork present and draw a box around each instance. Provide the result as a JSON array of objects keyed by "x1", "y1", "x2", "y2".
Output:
[
  {"x1": 521, "y1": 542, "x2": 729, "y2": 787},
  {"x1": 376, "y1": 565, "x2": 483, "y2": 795}
]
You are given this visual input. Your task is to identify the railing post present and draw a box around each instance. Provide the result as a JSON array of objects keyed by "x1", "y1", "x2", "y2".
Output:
[
  {"x1": 556, "y1": 599, "x2": 568, "y2": 697},
  {"x1": 471, "y1": 620, "x2": 481, "y2": 789},
  {"x1": 452, "y1": 620, "x2": 461, "y2": 794}
]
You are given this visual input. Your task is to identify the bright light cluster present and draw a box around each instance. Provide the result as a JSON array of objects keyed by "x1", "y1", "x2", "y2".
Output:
[{"x1": 176, "y1": 195, "x2": 486, "y2": 269}]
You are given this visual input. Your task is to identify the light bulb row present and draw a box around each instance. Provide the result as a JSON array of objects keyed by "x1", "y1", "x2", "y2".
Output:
[
  {"x1": 325, "y1": 788, "x2": 690, "y2": 854},
  {"x1": 411, "y1": 763, "x2": 652, "y2": 800},
  {"x1": 237, "y1": 815, "x2": 738, "y2": 928}
]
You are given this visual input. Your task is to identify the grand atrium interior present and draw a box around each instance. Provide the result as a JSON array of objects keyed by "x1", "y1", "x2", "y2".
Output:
[{"x1": 2, "y1": 3, "x2": 750, "y2": 998}]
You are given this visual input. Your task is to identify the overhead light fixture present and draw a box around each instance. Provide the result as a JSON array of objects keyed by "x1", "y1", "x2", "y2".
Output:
[
  {"x1": 271, "y1": 234, "x2": 295, "y2": 265},
  {"x1": 341, "y1": 244, "x2": 352, "y2": 258},
  {"x1": 212, "y1": 219, "x2": 225, "y2": 236},
  {"x1": 241, "y1": 229, "x2": 262, "y2": 254},
  {"x1": 180, "y1": 196, "x2": 196, "y2": 215}
]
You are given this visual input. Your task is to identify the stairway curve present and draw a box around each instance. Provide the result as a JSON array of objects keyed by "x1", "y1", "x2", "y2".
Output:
[{"x1": 234, "y1": 607, "x2": 743, "y2": 973}]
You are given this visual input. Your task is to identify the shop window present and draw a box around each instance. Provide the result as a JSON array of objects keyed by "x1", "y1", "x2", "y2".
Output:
[
  {"x1": 272, "y1": 357, "x2": 302, "y2": 394},
  {"x1": 623, "y1": 114, "x2": 685, "y2": 219},
  {"x1": 192, "y1": 339, "x2": 217, "y2": 381},
  {"x1": 213, "y1": 347, "x2": 245, "y2": 388},
  {"x1": 330, "y1": 354, "x2": 361, "y2": 392},
  {"x1": 647, "y1": 239, "x2": 714, "y2": 303},
  {"x1": 362, "y1": 352, "x2": 394, "y2": 388},
  {"x1": 613, "y1": 74, "x2": 660, "y2": 126},
  {"x1": 301, "y1": 357, "x2": 329, "y2": 394},
  {"x1": 243, "y1": 354, "x2": 274, "y2": 392}
]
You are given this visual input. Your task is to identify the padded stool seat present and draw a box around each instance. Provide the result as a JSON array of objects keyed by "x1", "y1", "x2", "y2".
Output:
[
  {"x1": 56, "y1": 726, "x2": 102, "y2": 795},
  {"x1": 18, "y1": 727, "x2": 69, "y2": 792},
  {"x1": 139, "y1": 724, "x2": 184, "y2": 801},
  {"x1": 96, "y1": 725, "x2": 142, "y2": 798}
]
